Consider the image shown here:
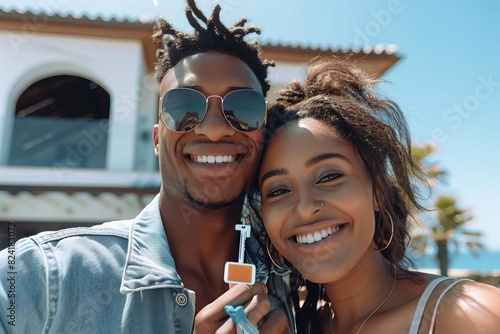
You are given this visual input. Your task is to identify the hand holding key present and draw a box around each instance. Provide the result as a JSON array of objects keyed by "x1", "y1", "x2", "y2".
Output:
[{"x1": 193, "y1": 283, "x2": 290, "y2": 334}]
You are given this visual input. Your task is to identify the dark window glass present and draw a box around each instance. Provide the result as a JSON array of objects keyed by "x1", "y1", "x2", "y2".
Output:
[{"x1": 8, "y1": 75, "x2": 110, "y2": 168}]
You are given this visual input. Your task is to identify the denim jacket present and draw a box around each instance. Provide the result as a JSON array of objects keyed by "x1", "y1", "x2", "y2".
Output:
[{"x1": 0, "y1": 195, "x2": 295, "y2": 333}]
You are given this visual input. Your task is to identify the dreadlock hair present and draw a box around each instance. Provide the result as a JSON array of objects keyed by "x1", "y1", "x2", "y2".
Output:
[
  {"x1": 248, "y1": 57, "x2": 427, "y2": 334},
  {"x1": 152, "y1": 0, "x2": 274, "y2": 95}
]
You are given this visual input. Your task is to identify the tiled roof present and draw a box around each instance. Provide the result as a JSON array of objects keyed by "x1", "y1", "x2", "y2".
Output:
[
  {"x1": 0, "y1": 7, "x2": 400, "y2": 57},
  {"x1": 0, "y1": 188, "x2": 156, "y2": 223},
  {"x1": 0, "y1": 7, "x2": 155, "y2": 28},
  {"x1": 261, "y1": 41, "x2": 400, "y2": 57}
]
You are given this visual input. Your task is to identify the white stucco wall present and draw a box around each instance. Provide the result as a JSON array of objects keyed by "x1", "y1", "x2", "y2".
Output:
[
  {"x1": 0, "y1": 31, "x2": 148, "y2": 168},
  {"x1": 269, "y1": 61, "x2": 308, "y2": 86},
  {"x1": 0, "y1": 31, "x2": 161, "y2": 186}
]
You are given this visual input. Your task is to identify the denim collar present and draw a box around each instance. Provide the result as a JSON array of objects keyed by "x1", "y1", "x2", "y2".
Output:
[{"x1": 120, "y1": 195, "x2": 184, "y2": 293}]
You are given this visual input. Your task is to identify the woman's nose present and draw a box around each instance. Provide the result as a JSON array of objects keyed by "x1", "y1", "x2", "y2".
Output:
[{"x1": 292, "y1": 194, "x2": 325, "y2": 221}]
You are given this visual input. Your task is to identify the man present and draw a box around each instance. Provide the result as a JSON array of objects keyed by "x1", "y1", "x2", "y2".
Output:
[{"x1": 0, "y1": 1, "x2": 293, "y2": 333}]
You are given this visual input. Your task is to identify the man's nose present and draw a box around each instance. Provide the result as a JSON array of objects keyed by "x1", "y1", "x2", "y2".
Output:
[{"x1": 193, "y1": 96, "x2": 236, "y2": 140}]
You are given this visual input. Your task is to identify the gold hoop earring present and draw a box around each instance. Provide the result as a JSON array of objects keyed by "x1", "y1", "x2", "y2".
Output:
[
  {"x1": 377, "y1": 211, "x2": 394, "y2": 252},
  {"x1": 266, "y1": 238, "x2": 290, "y2": 271}
]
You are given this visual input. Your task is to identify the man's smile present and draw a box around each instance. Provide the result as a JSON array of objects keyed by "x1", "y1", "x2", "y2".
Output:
[{"x1": 188, "y1": 154, "x2": 241, "y2": 164}]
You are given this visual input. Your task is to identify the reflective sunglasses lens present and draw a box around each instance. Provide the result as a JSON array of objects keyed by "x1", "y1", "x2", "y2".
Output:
[
  {"x1": 162, "y1": 89, "x2": 206, "y2": 132},
  {"x1": 223, "y1": 90, "x2": 266, "y2": 132}
]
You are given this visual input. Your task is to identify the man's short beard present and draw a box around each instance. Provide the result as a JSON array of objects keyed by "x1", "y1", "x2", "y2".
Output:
[{"x1": 182, "y1": 181, "x2": 247, "y2": 210}]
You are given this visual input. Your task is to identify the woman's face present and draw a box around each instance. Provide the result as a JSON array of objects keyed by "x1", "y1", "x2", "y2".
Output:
[{"x1": 259, "y1": 118, "x2": 379, "y2": 283}]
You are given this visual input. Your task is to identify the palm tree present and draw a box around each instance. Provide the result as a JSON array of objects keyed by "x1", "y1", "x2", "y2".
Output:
[
  {"x1": 408, "y1": 142, "x2": 446, "y2": 253},
  {"x1": 409, "y1": 143, "x2": 484, "y2": 276},
  {"x1": 430, "y1": 195, "x2": 484, "y2": 276},
  {"x1": 411, "y1": 142, "x2": 447, "y2": 187}
]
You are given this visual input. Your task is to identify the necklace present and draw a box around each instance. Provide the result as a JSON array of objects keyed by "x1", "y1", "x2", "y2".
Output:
[{"x1": 329, "y1": 266, "x2": 397, "y2": 334}]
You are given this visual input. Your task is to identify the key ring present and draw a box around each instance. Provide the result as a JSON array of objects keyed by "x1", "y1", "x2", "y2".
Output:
[{"x1": 224, "y1": 305, "x2": 259, "y2": 334}]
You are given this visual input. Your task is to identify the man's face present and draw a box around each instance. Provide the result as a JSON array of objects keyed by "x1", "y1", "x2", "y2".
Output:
[{"x1": 153, "y1": 52, "x2": 265, "y2": 209}]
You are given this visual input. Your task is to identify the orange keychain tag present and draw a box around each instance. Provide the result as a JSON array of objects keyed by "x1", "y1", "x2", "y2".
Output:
[{"x1": 224, "y1": 222, "x2": 256, "y2": 285}]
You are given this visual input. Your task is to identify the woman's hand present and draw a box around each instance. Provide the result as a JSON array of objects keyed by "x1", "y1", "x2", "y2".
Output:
[{"x1": 193, "y1": 283, "x2": 291, "y2": 334}]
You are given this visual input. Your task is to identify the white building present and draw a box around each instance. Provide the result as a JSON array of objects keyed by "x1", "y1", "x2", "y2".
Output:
[{"x1": 0, "y1": 8, "x2": 400, "y2": 247}]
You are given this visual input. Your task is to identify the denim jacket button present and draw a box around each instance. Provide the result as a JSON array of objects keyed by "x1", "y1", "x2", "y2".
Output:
[{"x1": 175, "y1": 292, "x2": 188, "y2": 306}]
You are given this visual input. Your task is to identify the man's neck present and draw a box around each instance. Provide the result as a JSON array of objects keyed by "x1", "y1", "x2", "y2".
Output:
[
  {"x1": 158, "y1": 190, "x2": 244, "y2": 310},
  {"x1": 158, "y1": 190, "x2": 244, "y2": 247}
]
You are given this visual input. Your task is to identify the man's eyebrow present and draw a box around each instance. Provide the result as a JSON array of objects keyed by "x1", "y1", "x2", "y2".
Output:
[
  {"x1": 180, "y1": 85, "x2": 253, "y2": 92},
  {"x1": 306, "y1": 153, "x2": 349, "y2": 168},
  {"x1": 260, "y1": 168, "x2": 288, "y2": 185}
]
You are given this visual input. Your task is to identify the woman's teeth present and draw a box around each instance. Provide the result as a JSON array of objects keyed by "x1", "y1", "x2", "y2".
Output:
[
  {"x1": 192, "y1": 155, "x2": 236, "y2": 164},
  {"x1": 295, "y1": 225, "x2": 343, "y2": 244}
]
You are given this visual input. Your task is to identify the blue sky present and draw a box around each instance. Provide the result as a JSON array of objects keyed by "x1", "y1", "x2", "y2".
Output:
[{"x1": 3, "y1": 0, "x2": 500, "y2": 251}]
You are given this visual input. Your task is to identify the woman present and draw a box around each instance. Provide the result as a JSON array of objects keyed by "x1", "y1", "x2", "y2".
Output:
[{"x1": 249, "y1": 59, "x2": 500, "y2": 333}]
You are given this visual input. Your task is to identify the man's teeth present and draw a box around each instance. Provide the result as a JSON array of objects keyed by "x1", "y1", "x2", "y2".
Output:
[
  {"x1": 295, "y1": 226, "x2": 342, "y2": 244},
  {"x1": 193, "y1": 155, "x2": 235, "y2": 164}
]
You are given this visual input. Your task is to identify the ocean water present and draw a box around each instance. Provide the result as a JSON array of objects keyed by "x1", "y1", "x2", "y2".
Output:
[{"x1": 408, "y1": 250, "x2": 500, "y2": 274}]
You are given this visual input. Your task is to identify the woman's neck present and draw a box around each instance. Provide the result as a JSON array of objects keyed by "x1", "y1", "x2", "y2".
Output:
[{"x1": 323, "y1": 253, "x2": 396, "y2": 330}]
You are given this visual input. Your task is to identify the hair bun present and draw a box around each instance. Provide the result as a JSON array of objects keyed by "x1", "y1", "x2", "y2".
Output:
[
  {"x1": 275, "y1": 81, "x2": 306, "y2": 106},
  {"x1": 275, "y1": 58, "x2": 378, "y2": 107},
  {"x1": 306, "y1": 58, "x2": 377, "y2": 101}
]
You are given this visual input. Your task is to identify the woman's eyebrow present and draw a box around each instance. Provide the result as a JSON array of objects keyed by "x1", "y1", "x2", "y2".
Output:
[
  {"x1": 260, "y1": 153, "x2": 349, "y2": 185},
  {"x1": 260, "y1": 168, "x2": 288, "y2": 185},
  {"x1": 305, "y1": 153, "x2": 349, "y2": 168}
]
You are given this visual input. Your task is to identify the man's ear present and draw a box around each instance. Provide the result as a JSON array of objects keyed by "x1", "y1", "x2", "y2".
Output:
[{"x1": 152, "y1": 124, "x2": 159, "y2": 156}]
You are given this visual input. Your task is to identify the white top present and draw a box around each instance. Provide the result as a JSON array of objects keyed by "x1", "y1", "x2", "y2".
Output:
[{"x1": 408, "y1": 277, "x2": 473, "y2": 334}]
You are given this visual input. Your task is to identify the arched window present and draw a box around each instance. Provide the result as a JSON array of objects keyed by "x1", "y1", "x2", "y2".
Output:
[{"x1": 8, "y1": 75, "x2": 110, "y2": 168}]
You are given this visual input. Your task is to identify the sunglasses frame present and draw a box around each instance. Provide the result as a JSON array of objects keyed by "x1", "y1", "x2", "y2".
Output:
[{"x1": 159, "y1": 87, "x2": 267, "y2": 133}]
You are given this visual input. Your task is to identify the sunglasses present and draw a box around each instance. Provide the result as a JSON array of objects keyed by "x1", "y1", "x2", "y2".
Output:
[{"x1": 160, "y1": 88, "x2": 267, "y2": 133}]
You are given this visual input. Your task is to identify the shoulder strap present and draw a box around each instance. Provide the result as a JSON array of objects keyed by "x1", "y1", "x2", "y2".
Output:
[
  {"x1": 428, "y1": 278, "x2": 474, "y2": 334},
  {"x1": 408, "y1": 277, "x2": 451, "y2": 334}
]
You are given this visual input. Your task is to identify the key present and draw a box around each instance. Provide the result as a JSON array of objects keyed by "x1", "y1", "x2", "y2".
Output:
[
  {"x1": 223, "y1": 221, "x2": 256, "y2": 285},
  {"x1": 235, "y1": 224, "x2": 251, "y2": 263}
]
